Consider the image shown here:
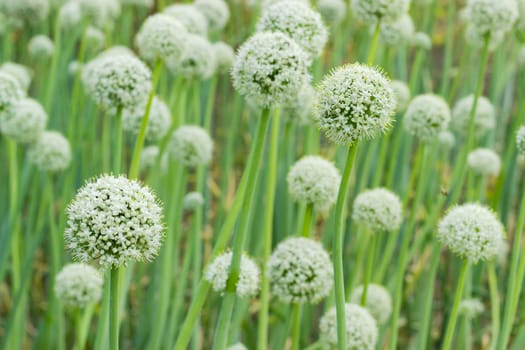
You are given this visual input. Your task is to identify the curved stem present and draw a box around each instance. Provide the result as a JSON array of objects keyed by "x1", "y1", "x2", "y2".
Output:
[
  {"x1": 441, "y1": 260, "x2": 469, "y2": 350},
  {"x1": 129, "y1": 59, "x2": 163, "y2": 179},
  {"x1": 256, "y1": 113, "x2": 280, "y2": 350},
  {"x1": 333, "y1": 144, "x2": 359, "y2": 350}
]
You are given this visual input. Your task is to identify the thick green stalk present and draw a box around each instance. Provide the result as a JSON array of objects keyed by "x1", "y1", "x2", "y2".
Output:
[
  {"x1": 113, "y1": 107, "x2": 123, "y2": 174},
  {"x1": 256, "y1": 113, "x2": 280, "y2": 350},
  {"x1": 487, "y1": 262, "x2": 500, "y2": 350},
  {"x1": 441, "y1": 260, "x2": 469, "y2": 350},
  {"x1": 110, "y1": 268, "x2": 121, "y2": 350},
  {"x1": 129, "y1": 59, "x2": 163, "y2": 179},
  {"x1": 212, "y1": 109, "x2": 272, "y2": 350},
  {"x1": 291, "y1": 303, "x2": 302, "y2": 350},
  {"x1": 367, "y1": 21, "x2": 381, "y2": 65},
  {"x1": 360, "y1": 233, "x2": 376, "y2": 306},
  {"x1": 439, "y1": 0, "x2": 456, "y2": 97},
  {"x1": 94, "y1": 275, "x2": 110, "y2": 350},
  {"x1": 301, "y1": 203, "x2": 314, "y2": 238},
  {"x1": 75, "y1": 304, "x2": 95, "y2": 350},
  {"x1": 333, "y1": 144, "x2": 358, "y2": 350}
]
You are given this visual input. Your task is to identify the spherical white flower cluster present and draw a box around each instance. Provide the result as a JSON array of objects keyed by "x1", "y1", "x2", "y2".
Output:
[
  {"x1": 317, "y1": 0, "x2": 347, "y2": 25},
  {"x1": 352, "y1": 188, "x2": 403, "y2": 233},
  {"x1": 164, "y1": 4, "x2": 208, "y2": 36},
  {"x1": 139, "y1": 146, "x2": 168, "y2": 173},
  {"x1": 390, "y1": 80, "x2": 410, "y2": 113},
  {"x1": 232, "y1": 32, "x2": 310, "y2": 108},
  {"x1": 213, "y1": 42, "x2": 235, "y2": 74},
  {"x1": 314, "y1": 63, "x2": 396, "y2": 145},
  {"x1": 65, "y1": 175, "x2": 164, "y2": 269},
  {"x1": 204, "y1": 251, "x2": 260, "y2": 297},
  {"x1": 404, "y1": 94, "x2": 451, "y2": 142},
  {"x1": 350, "y1": 284, "x2": 392, "y2": 325},
  {"x1": 75, "y1": 0, "x2": 121, "y2": 29},
  {"x1": 59, "y1": 1, "x2": 82, "y2": 30},
  {"x1": 437, "y1": 203, "x2": 504, "y2": 263},
  {"x1": 287, "y1": 155, "x2": 341, "y2": 211},
  {"x1": 28, "y1": 131, "x2": 71, "y2": 172},
  {"x1": 458, "y1": 298, "x2": 485, "y2": 318},
  {"x1": 467, "y1": 148, "x2": 501, "y2": 176},
  {"x1": 319, "y1": 303, "x2": 378, "y2": 350},
  {"x1": 463, "y1": 0, "x2": 518, "y2": 42},
  {"x1": 496, "y1": 239, "x2": 509, "y2": 266},
  {"x1": 0, "y1": 62, "x2": 32, "y2": 93},
  {"x1": 194, "y1": 0, "x2": 230, "y2": 32},
  {"x1": 451, "y1": 95, "x2": 495, "y2": 136},
  {"x1": 0, "y1": 71, "x2": 24, "y2": 112},
  {"x1": 411, "y1": 32, "x2": 432, "y2": 49},
  {"x1": 98, "y1": 46, "x2": 135, "y2": 59},
  {"x1": 135, "y1": 14, "x2": 188, "y2": 68},
  {"x1": 268, "y1": 237, "x2": 333, "y2": 304},
  {"x1": 123, "y1": 96, "x2": 171, "y2": 142},
  {"x1": 82, "y1": 54, "x2": 152, "y2": 111},
  {"x1": 438, "y1": 130, "x2": 456, "y2": 148},
  {"x1": 171, "y1": 34, "x2": 216, "y2": 79},
  {"x1": 516, "y1": 125, "x2": 525, "y2": 155},
  {"x1": 54, "y1": 263, "x2": 103, "y2": 308},
  {"x1": 120, "y1": 0, "x2": 153, "y2": 7},
  {"x1": 351, "y1": 0, "x2": 409, "y2": 24},
  {"x1": 379, "y1": 14, "x2": 415, "y2": 46},
  {"x1": 0, "y1": 97, "x2": 47, "y2": 144},
  {"x1": 282, "y1": 83, "x2": 316, "y2": 125},
  {"x1": 84, "y1": 26, "x2": 106, "y2": 51},
  {"x1": 168, "y1": 125, "x2": 213, "y2": 167},
  {"x1": 1, "y1": 0, "x2": 50, "y2": 23},
  {"x1": 27, "y1": 35, "x2": 54, "y2": 59},
  {"x1": 183, "y1": 192, "x2": 204, "y2": 211},
  {"x1": 256, "y1": 1, "x2": 328, "y2": 62}
]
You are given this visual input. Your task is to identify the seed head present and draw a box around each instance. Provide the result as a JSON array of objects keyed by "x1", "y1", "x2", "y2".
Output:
[
  {"x1": 65, "y1": 175, "x2": 164, "y2": 269},
  {"x1": 54, "y1": 263, "x2": 103, "y2": 308},
  {"x1": 287, "y1": 155, "x2": 341, "y2": 212},
  {"x1": 404, "y1": 94, "x2": 451, "y2": 142},
  {"x1": 437, "y1": 203, "x2": 504, "y2": 263},
  {"x1": 352, "y1": 188, "x2": 403, "y2": 233},
  {"x1": 268, "y1": 237, "x2": 333, "y2": 304},
  {"x1": 314, "y1": 63, "x2": 396, "y2": 145},
  {"x1": 319, "y1": 303, "x2": 378, "y2": 350},
  {"x1": 204, "y1": 251, "x2": 260, "y2": 297}
]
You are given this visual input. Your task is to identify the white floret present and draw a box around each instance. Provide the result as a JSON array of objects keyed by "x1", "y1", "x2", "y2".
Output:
[{"x1": 352, "y1": 188, "x2": 403, "y2": 233}]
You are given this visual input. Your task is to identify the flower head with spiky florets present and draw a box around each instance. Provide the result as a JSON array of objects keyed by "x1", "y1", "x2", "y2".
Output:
[
  {"x1": 320, "y1": 303, "x2": 378, "y2": 350},
  {"x1": 232, "y1": 31, "x2": 310, "y2": 108},
  {"x1": 287, "y1": 156, "x2": 341, "y2": 211},
  {"x1": 351, "y1": 0, "x2": 410, "y2": 24},
  {"x1": 0, "y1": 63, "x2": 32, "y2": 93},
  {"x1": 451, "y1": 95, "x2": 495, "y2": 136},
  {"x1": 75, "y1": 0, "x2": 121, "y2": 29},
  {"x1": 164, "y1": 4, "x2": 208, "y2": 36},
  {"x1": 317, "y1": 0, "x2": 347, "y2": 25},
  {"x1": 65, "y1": 175, "x2": 164, "y2": 269},
  {"x1": 204, "y1": 251, "x2": 260, "y2": 297},
  {"x1": 194, "y1": 0, "x2": 230, "y2": 32},
  {"x1": 404, "y1": 94, "x2": 451, "y2": 142},
  {"x1": 54, "y1": 263, "x2": 103, "y2": 308},
  {"x1": 438, "y1": 130, "x2": 456, "y2": 148},
  {"x1": 1, "y1": 0, "x2": 50, "y2": 24},
  {"x1": 183, "y1": 192, "x2": 204, "y2": 211},
  {"x1": 0, "y1": 71, "x2": 24, "y2": 112},
  {"x1": 350, "y1": 284, "x2": 392, "y2": 325},
  {"x1": 123, "y1": 96, "x2": 171, "y2": 142},
  {"x1": 379, "y1": 14, "x2": 415, "y2": 46},
  {"x1": 171, "y1": 34, "x2": 216, "y2": 79},
  {"x1": 467, "y1": 148, "x2": 501, "y2": 176},
  {"x1": 213, "y1": 42, "x2": 235, "y2": 74},
  {"x1": 314, "y1": 63, "x2": 396, "y2": 145},
  {"x1": 463, "y1": 0, "x2": 518, "y2": 39},
  {"x1": 168, "y1": 125, "x2": 213, "y2": 167},
  {"x1": 82, "y1": 54, "x2": 152, "y2": 111},
  {"x1": 437, "y1": 203, "x2": 504, "y2": 263},
  {"x1": 459, "y1": 298, "x2": 485, "y2": 318},
  {"x1": 28, "y1": 131, "x2": 71, "y2": 172},
  {"x1": 352, "y1": 188, "x2": 403, "y2": 233},
  {"x1": 135, "y1": 14, "x2": 188, "y2": 68},
  {"x1": 268, "y1": 237, "x2": 333, "y2": 304},
  {"x1": 0, "y1": 97, "x2": 46, "y2": 144},
  {"x1": 390, "y1": 80, "x2": 410, "y2": 113},
  {"x1": 139, "y1": 146, "x2": 168, "y2": 173},
  {"x1": 28, "y1": 35, "x2": 54, "y2": 59},
  {"x1": 256, "y1": 1, "x2": 328, "y2": 62}
]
